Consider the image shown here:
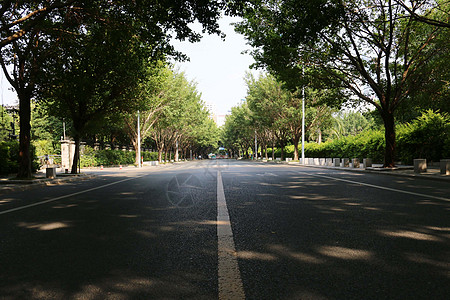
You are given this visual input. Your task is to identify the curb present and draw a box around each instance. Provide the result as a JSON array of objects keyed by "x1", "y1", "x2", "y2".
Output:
[
  {"x1": 0, "y1": 174, "x2": 96, "y2": 195},
  {"x1": 289, "y1": 163, "x2": 450, "y2": 183}
]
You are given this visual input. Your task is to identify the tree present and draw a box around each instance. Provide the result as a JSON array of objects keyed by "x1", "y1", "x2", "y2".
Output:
[
  {"x1": 37, "y1": 20, "x2": 148, "y2": 173},
  {"x1": 396, "y1": 0, "x2": 450, "y2": 28},
  {"x1": 122, "y1": 63, "x2": 174, "y2": 165},
  {"x1": 330, "y1": 111, "x2": 376, "y2": 140},
  {"x1": 236, "y1": 0, "x2": 449, "y2": 167},
  {"x1": 222, "y1": 103, "x2": 254, "y2": 158},
  {"x1": 245, "y1": 72, "x2": 337, "y2": 160},
  {"x1": 1, "y1": 0, "x2": 234, "y2": 178}
]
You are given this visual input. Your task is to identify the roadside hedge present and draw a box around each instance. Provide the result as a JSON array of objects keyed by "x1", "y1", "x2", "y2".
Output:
[
  {"x1": 79, "y1": 147, "x2": 161, "y2": 167},
  {"x1": 270, "y1": 110, "x2": 450, "y2": 164},
  {"x1": 0, "y1": 141, "x2": 39, "y2": 176}
]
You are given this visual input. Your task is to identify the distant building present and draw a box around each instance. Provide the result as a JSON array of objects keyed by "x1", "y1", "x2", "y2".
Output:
[{"x1": 205, "y1": 102, "x2": 217, "y2": 123}]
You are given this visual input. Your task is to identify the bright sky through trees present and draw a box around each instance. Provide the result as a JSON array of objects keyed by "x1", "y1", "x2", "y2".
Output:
[
  {"x1": 1, "y1": 15, "x2": 255, "y2": 115},
  {"x1": 170, "y1": 15, "x2": 257, "y2": 115}
]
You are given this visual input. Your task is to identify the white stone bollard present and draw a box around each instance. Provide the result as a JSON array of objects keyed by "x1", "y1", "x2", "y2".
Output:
[
  {"x1": 326, "y1": 158, "x2": 333, "y2": 166},
  {"x1": 342, "y1": 158, "x2": 350, "y2": 167},
  {"x1": 414, "y1": 159, "x2": 427, "y2": 173},
  {"x1": 440, "y1": 159, "x2": 450, "y2": 175},
  {"x1": 352, "y1": 158, "x2": 360, "y2": 168},
  {"x1": 363, "y1": 158, "x2": 372, "y2": 168},
  {"x1": 46, "y1": 167, "x2": 57, "y2": 179},
  {"x1": 319, "y1": 158, "x2": 326, "y2": 166},
  {"x1": 333, "y1": 158, "x2": 340, "y2": 167}
]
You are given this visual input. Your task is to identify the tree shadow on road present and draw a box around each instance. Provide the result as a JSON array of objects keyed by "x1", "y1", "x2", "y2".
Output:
[{"x1": 225, "y1": 171, "x2": 450, "y2": 300}]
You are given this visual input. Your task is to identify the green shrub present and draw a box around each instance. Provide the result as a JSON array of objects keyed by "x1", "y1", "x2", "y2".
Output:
[
  {"x1": 0, "y1": 141, "x2": 19, "y2": 175},
  {"x1": 300, "y1": 110, "x2": 449, "y2": 164},
  {"x1": 0, "y1": 141, "x2": 39, "y2": 175},
  {"x1": 33, "y1": 140, "x2": 60, "y2": 157},
  {"x1": 397, "y1": 110, "x2": 450, "y2": 164}
]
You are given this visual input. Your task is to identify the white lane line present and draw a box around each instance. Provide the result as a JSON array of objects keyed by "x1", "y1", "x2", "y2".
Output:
[
  {"x1": 300, "y1": 172, "x2": 450, "y2": 202},
  {"x1": 217, "y1": 170, "x2": 245, "y2": 300},
  {"x1": 0, "y1": 175, "x2": 147, "y2": 215}
]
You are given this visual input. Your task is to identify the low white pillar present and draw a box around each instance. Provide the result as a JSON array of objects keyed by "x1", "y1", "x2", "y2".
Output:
[
  {"x1": 326, "y1": 158, "x2": 333, "y2": 166},
  {"x1": 352, "y1": 158, "x2": 360, "y2": 168},
  {"x1": 363, "y1": 158, "x2": 372, "y2": 168},
  {"x1": 333, "y1": 158, "x2": 340, "y2": 167},
  {"x1": 46, "y1": 167, "x2": 57, "y2": 179},
  {"x1": 440, "y1": 159, "x2": 450, "y2": 175},
  {"x1": 319, "y1": 158, "x2": 326, "y2": 165},
  {"x1": 414, "y1": 159, "x2": 427, "y2": 173},
  {"x1": 342, "y1": 158, "x2": 350, "y2": 167}
]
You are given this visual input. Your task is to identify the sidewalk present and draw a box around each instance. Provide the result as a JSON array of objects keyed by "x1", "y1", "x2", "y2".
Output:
[
  {"x1": 0, "y1": 162, "x2": 178, "y2": 195},
  {"x1": 0, "y1": 171, "x2": 96, "y2": 195},
  {"x1": 288, "y1": 161, "x2": 450, "y2": 182}
]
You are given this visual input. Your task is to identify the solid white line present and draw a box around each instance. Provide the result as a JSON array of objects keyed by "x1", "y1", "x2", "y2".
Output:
[
  {"x1": 217, "y1": 170, "x2": 245, "y2": 300},
  {"x1": 0, "y1": 175, "x2": 147, "y2": 215},
  {"x1": 301, "y1": 172, "x2": 450, "y2": 202}
]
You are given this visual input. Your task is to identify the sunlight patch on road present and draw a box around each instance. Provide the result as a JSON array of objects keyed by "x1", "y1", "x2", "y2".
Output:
[
  {"x1": 16, "y1": 221, "x2": 72, "y2": 231},
  {"x1": 236, "y1": 250, "x2": 278, "y2": 261},
  {"x1": 268, "y1": 244, "x2": 325, "y2": 264},
  {"x1": 378, "y1": 230, "x2": 443, "y2": 242},
  {"x1": 317, "y1": 246, "x2": 373, "y2": 260}
]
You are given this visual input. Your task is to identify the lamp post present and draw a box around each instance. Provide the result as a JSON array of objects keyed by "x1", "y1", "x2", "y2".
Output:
[
  {"x1": 301, "y1": 65, "x2": 305, "y2": 165},
  {"x1": 137, "y1": 110, "x2": 141, "y2": 168}
]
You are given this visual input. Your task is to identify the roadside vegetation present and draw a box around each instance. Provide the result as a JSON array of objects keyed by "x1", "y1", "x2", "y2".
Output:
[{"x1": 1, "y1": 1, "x2": 449, "y2": 176}]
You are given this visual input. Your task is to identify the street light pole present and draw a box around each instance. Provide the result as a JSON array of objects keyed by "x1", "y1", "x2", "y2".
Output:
[
  {"x1": 137, "y1": 110, "x2": 141, "y2": 168},
  {"x1": 301, "y1": 65, "x2": 305, "y2": 165}
]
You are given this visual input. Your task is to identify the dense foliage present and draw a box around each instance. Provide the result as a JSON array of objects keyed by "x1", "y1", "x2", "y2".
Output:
[{"x1": 273, "y1": 111, "x2": 449, "y2": 165}]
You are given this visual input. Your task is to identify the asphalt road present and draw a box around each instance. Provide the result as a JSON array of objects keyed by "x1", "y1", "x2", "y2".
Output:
[{"x1": 0, "y1": 160, "x2": 449, "y2": 299}]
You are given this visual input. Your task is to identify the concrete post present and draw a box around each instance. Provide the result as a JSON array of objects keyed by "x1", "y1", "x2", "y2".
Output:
[
  {"x1": 333, "y1": 158, "x2": 340, "y2": 167},
  {"x1": 440, "y1": 159, "x2": 450, "y2": 175},
  {"x1": 326, "y1": 158, "x2": 333, "y2": 166},
  {"x1": 352, "y1": 158, "x2": 360, "y2": 168},
  {"x1": 342, "y1": 158, "x2": 350, "y2": 167},
  {"x1": 60, "y1": 140, "x2": 75, "y2": 172},
  {"x1": 363, "y1": 158, "x2": 372, "y2": 168},
  {"x1": 414, "y1": 159, "x2": 427, "y2": 173}
]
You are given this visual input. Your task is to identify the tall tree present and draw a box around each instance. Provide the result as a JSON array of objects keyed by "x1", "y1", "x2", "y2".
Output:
[
  {"x1": 237, "y1": 0, "x2": 449, "y2": 167},
  {"x1": 37, "y1": 21, "x2": 148, "y2": 173},
  {"x1": 1, "y1": 0, "x2": 234, "y2": 178}
]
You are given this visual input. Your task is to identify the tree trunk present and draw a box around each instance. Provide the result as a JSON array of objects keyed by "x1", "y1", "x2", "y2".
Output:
[
  {"x1": 135, "y1": 144, "x2": 140, "y2": 166},
  {"x1": 174, "y1": 142, "x2": 179, "y2": 162},
  {"x1": 382, "y1": 112, "x2": 396, "y2": 168},
  {"x1": 293, "y1": 135, "x2": 300, "y2": 161},
  {"x1": 272, "y1": 141, "x2": 275, "y2": 160},
  {"x1": 17, "y1": 92, "x2": 32, "y2": 179},
  {"x1": 317, "y1": 128, "x2": 322, "y2": 144},
  {"x1": 71, "y1": 135, "x2": 81, "y2": 174}
]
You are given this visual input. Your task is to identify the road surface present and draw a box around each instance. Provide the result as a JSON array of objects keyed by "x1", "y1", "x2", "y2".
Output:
[{"x1": 0, "y1": 160, "x2": 449, "y2": 299}]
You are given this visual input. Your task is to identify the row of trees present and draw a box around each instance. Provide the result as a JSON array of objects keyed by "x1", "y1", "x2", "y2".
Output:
[
  {"x1": 233, "y1": 0, "x2": 450, "y2": 167},
  {"x1": 1, "y1": 1, "x2": 236, "y2": 178},
  {"x1": 222, "y1": 73, "x2": 342, "y2": 160}
]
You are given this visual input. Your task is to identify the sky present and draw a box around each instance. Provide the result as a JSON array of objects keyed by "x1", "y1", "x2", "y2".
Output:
[
  {"x1": 1, "y1": 16, "x2": 257, "y2": 114},
  {"x1": 170, "y1": 15, "x2": 257, "y2": 115}
]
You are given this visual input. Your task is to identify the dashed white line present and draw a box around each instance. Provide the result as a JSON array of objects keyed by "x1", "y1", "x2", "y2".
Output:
[{"x1": 217, "y1": 170, "x2": 245, "y2": 300}]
